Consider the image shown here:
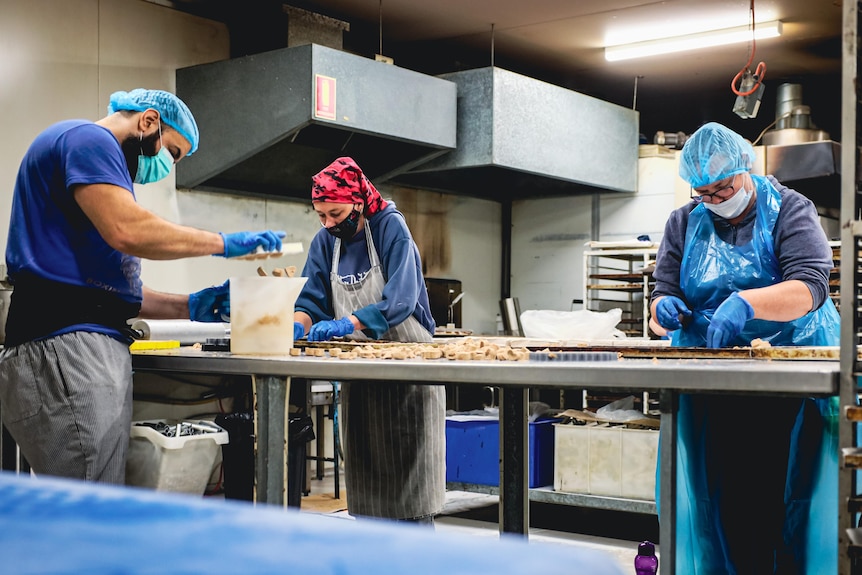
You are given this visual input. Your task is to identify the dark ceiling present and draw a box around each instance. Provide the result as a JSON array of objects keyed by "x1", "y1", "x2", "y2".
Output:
[{"x1": 165, "y1": 0, "x2": 845, "y2": 145}]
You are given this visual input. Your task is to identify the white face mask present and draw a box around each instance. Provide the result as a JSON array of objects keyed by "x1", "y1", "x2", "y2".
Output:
[{"x1": 703, "y1": 186, "x2": 753, "y2": 219}]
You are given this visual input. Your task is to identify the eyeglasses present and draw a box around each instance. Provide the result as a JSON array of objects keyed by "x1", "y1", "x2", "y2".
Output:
[{"x1": 690, "y1": 176, "x2": 738, "y2": 204}]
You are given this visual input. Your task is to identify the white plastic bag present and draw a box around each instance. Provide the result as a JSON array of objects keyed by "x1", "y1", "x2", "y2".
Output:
[
  {"x1": 596, "y1": 396, "x2": 647, "y2": 423},
  {"x1": 519, "y1": 308, "x2": 625, "y2": 340}
]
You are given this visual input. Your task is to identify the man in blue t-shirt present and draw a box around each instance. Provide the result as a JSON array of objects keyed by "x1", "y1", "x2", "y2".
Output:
[{"x1": 0, "y1": 88, "x2": 286, "y2": 484}]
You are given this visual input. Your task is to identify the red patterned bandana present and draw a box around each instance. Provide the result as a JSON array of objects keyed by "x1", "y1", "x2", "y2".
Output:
[{"x1": 311, "y1": 157, "x2": 388, "y2": 216}]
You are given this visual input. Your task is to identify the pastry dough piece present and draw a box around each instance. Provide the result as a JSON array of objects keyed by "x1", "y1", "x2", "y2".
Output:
[
  {"x1": 423, "y1": 349, "x2": 443, "y2": 360},
  {"x1": 357, "y1": 348, "x2": 377, "y2": 359}
]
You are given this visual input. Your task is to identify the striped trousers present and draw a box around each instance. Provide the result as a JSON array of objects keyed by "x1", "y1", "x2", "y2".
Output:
[{"x1": 0, "y1": 331, "x2": 132, "y2": 483}]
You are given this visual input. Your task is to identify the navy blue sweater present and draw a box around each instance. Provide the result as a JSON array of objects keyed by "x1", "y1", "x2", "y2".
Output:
[{"x1": 295, "y1": 202, "x2": 435, "y2": 339}]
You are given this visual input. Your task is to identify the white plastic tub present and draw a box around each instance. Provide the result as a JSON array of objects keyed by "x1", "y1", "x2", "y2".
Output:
[
  {"x1": 125, "y1": 420, "x2": 229, "y2": 496},
  {"x1": 230, "y1": 276, "x2": 307, "y2": 354},
  {"x1": 553, "y1": 422, "x2": 658, "y2": 500}
]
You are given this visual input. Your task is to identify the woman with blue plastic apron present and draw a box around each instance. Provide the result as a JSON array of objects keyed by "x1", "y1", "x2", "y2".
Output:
[
  {"x1": 650, "y1": 123, "x2": 839, "y2": 574},
  {"x1": 293, "y1": 157, "x2": 445, "y2": 523}
]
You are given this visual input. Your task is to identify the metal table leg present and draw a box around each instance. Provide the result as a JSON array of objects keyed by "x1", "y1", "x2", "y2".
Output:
[
  {"x1": 304, "y1": 380, "x2": 341, "y2": 500},
  {"x1": 331, "y1": 382, "x2": 340, "y2": 500},
  {"x1": 659, "y1": 389, "x2": 677, "y2": 574},
  {"x1": 499, "y1": 386, "x2": 530, "y2": 535},
  {"x1": 254, "y1": 374, "x2": 290, "y2": 506},
  {"x1": 314, "y1": 390, "x2": 325, "y2": 480}
]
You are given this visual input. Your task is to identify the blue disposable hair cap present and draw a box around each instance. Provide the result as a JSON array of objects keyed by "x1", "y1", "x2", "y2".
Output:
[
  {"x1": 107, "y1": 89, "x2": 199, "y2": 155},
  {"x1": 678, "y1": 122, "x2": 756, "y2": 188}
]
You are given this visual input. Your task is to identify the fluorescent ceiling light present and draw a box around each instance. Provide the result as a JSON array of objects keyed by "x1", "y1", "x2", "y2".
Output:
[{"x1": 605, "y1": 20, "x2": 782, "y2": 62}]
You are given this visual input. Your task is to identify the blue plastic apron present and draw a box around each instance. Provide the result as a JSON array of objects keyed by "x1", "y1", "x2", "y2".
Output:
[{"x1": 662, "y1": 176, "x2": 839, "y2": 574}]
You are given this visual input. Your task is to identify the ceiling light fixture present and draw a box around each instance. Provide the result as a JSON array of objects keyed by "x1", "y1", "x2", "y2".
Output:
[{"x1": 604, "y1": 20, "x2": 782, "y2": 62}]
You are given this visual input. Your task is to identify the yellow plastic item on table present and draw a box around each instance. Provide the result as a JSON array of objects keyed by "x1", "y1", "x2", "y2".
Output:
[{"x1": 129, "y1": 340, "x2": 181, "y2": 351}]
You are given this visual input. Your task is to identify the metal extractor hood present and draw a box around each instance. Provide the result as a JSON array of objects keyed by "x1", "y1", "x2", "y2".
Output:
[
  {"x1": 762, "y1": 139, "x2": 843, "y2": 218},
  {"x1": 757, "y1": 83, "x2": 844, "y2": 219},
  {"x1": 389, "y1": 67, "x2": 640, "y2": 201},
  {"x1": 175, "y1": 44, "x2": 457, "y2": 200}
]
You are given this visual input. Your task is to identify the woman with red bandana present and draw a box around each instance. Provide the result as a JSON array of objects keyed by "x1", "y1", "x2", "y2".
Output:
[{"x1": 293, "y1": 157, "x2": 443, "y2": 524}]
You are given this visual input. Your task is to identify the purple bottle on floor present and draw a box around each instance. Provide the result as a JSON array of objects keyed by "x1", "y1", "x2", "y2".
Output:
[{"x1": 634, "y1": 541, "x2": 658, "y2": 575}]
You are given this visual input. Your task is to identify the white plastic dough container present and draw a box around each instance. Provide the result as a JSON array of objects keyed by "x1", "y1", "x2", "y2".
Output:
[{"x1": 230, "y1": 276, "x2": 307, "y2": 354}]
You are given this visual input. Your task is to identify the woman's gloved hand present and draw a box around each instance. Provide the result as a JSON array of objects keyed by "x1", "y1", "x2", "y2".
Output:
[
  {"x1": 706, "y1": 292, "x2": 755, "y2": 348},
  {"x1": 218, "y1": 231, "x2": 286, "y2": 258},
  {"x1": 294, "y1": 322, "x2": 305, "y2": 340},
  {"x1": 189, "y1": 280, "x2": 230, "y2": 322},
  {"x1": 655, "y1": 296, "x2": 692, "y2": 330},
  {"x1": 308, "y1": 317, "x2": 354, "y2": 342}
]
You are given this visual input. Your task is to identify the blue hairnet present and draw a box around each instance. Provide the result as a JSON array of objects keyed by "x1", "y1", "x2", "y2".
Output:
[
  {"x1": 108, "y1": 89, "x2": 199, "y2": 155},
  {"x1": 679, "y1": 122, "x2": 756, "y2": 188}
]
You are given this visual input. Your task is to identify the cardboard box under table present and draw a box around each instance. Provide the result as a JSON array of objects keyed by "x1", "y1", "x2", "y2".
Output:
[
  {"x1": 446, "y1": 416, "x2": 558, "y2": 488},
  {"x1": 553, "y1": 412, "x2": 659, "y2": 500}
]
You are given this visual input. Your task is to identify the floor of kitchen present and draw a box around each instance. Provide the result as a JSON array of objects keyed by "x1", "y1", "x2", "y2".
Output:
[{"x1": 298, "y1": 464, "x2": 660, "y2": 573}]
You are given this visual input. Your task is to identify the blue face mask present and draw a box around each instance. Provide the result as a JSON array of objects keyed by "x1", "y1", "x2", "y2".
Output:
[{"x1": 134, "y1": 122, "x2": 174, "y2": 184}]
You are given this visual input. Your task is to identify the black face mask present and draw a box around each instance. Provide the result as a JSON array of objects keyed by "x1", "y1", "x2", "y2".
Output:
[
  {"x1": 121, "y1": 130, "x2": 160, "y2": 182},
  {"x1": 325, "y1": 207, "x2": 362, "y2": 240}
]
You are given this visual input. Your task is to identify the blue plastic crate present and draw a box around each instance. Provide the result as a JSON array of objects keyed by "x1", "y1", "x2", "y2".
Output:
[{"x1": 445, "y1": 417, "x2": 559, "y2": 488}]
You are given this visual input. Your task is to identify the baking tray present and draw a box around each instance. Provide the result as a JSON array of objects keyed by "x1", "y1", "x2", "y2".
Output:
[
  {"x1": 535, "y1": 345, "x2": 840, "y2": 361},
  {"x1": 297, "y1": 340, "x2": 841, "y2": 361}
]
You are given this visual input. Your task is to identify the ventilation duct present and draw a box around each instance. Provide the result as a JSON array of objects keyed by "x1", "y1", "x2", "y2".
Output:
[
  {"x1": 389, "y1": 67, "x2": 639, "y2": 200},
  {"x1": 761, "y1": 83, "x2": 843, "y2": 218},
  {"x1": 175, "y1": 43, "x2": 457, "y2": 200}
]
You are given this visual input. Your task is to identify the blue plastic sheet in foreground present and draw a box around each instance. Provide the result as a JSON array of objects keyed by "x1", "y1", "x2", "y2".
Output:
[{"x1": 0, "y1": 471, "x2": 625, "y2": 574}]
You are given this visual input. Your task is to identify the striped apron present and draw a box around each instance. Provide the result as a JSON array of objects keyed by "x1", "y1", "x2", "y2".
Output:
[{"x1": 331, "y1": 224, "x2": 446, "y2": 519}]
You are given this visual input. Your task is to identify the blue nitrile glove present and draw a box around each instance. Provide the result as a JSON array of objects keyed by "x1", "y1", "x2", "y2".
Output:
[
  {"x1": 308, "y1": 317, "x2": 355, "y2": 342},
  {"x1": 189, "y1": 280, "x2": 230, "y2": 322},
  {"x1": 655, "y1": 296, "x2": 692, "y2": 331},
  {"x1": 706, "y1": 292, "x2": 755, "y2": 348},
  {"x1": 294, "y1": 322, "x2": 305, "y2": 340},
  {"x1": 218, "y1": 231, "x2": 286, "y2": 258}
]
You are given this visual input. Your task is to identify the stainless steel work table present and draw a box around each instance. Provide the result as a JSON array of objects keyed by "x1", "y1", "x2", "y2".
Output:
[{"x1": 131, "y1": 349, "x2": 840, "y2": 574}]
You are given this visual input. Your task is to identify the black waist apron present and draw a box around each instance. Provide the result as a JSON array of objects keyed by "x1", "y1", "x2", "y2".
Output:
[{"x1": 5, "y1": 274, "x2": 140, "y2": 346}]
